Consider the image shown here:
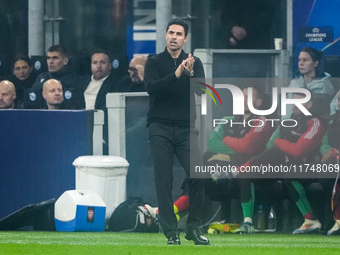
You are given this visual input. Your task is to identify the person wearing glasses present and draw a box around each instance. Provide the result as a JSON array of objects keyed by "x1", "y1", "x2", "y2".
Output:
[{"x1": 119, "y1": 55, "x2": 148, "y2": 92}]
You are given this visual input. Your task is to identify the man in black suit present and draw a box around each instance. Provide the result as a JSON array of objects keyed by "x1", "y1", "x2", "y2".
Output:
[
  {"x1": 82, "y1": 49, "x2": 121, "y2": 110},
  {"x1": 82, "y1": 49, "x2": 122, "y2": 154}
]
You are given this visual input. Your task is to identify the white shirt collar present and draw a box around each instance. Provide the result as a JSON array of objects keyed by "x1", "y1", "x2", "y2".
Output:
[{"x1": 91, "y1": 73, "x2": 110, "y2": 82}]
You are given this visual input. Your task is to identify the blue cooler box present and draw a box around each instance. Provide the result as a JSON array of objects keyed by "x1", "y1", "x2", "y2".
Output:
[{"x1": 55, "y1": 190, "x2": 106, "y2": 232}]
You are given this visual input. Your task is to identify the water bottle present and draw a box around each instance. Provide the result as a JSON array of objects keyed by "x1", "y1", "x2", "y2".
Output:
[
  {"x1": 267, "y1": 206, "x2": 276, "y2": 232},
  {"x1": 257, "y1": 205, "x2": 265, "y2": 231}
]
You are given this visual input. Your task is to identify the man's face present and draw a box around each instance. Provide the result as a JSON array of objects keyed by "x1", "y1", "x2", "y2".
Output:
[
  {"x1": 14, "y1": 60, "x2": 32, "y2": 81},
  {"x1": 292, "y1": 94, "x2": 312, "y2": 116},
  {"x1": 129, "y1": 57, "x2": 145, "y2": 83},
  {"x1": 47, "y1": 51, "x2": 68, "y2": 73},
  {"x1": 43, "y1": 80, "x2": 64, "y2": 107},
  {"x1": 165, "y1": 24, "x2": 187, "y2": 52},
  {"x1": 91, "y1": 53, "x2": 111, "y2": 80},
  {"x1": 0, "y1": 82, "x2": 16, "y2": 109},
  {"x1": 128, "y1": 65, "x2": 140, "y2": 83},
  {"x1": 243, "y1": 88, "x2": 261, "y2": 114}
]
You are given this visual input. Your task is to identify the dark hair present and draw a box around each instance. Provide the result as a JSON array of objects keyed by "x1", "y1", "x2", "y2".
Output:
[
  {"x1": 243, "y1": 85, "x2": 264, "y2": 101},
  {"x1": 166, "y1": 19, "x2": 189, "y2": 37},
  {"x1": 242, "y1": 85, "x2": 265, "y2": 110},
  {"x1": 12, "y1": 54, "x2": 32, "y2": 68},
  {"x1": 300, "y1": 47, "x2": 324, "y2": 77},
  {"x1": 48, "y1": 45, "x2": 68, "y2": 57},
  {"x1": 301, "y1": 47, "x2": 323, "y2": 62},
  {"x1": 91, "y1": 49, "x2": 111, "y2": 62}
]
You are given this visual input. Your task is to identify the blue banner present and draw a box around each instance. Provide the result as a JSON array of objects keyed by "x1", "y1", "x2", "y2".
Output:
[
  {"x1": 298, "y1": 26, "x2": 334, "y2": 43},
  {"x1": 126, "y1": 0, "x2": 156, "y2": 60},
  {"x1": 293, "y1": 0, "x2": 340, "y2": 55}
]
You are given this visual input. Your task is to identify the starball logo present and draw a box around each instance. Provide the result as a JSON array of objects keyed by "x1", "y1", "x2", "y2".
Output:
[
  {"x1": 199, "y1": 83, "x2": 312, "y2": 128},
  {"x1": 198, "y1": 82, "x2": 223, "y2": 109}
]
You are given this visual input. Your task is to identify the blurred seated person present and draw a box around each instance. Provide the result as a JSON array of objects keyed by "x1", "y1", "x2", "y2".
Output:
[
  {"x1": 321, "y1": 91, "x2": 340, "y2": 164},
  {"x1": 207, "y1": 86, "x2": 273, "y2": 234},
  {"x1": 0, "y1": 80, "x2": 17, "y2": 109},
  {"x1": 82, "y1": 49, "x2": 122, "y2": 110},
  {"x1": 216, "y1": 0, "x2": 278, "y2": 49},
  {"x1": 320, "y1": 91, "x2": 340, "y2": 235},
  {"x1": 81, "y1": 49, "x2": 122, "y2": 154},
  {"x1": 236, "y1": 92, "x2": 326, "y2": 234},
  {"x1": 119, "y1": 55, "x2": 147, "y2": 92},
  {"x1": 207, "y1": 85, "x2": 272, "y2": 173},
  {"x1": 284, "y1": 47, "x2": 334, "y2": 119},
  {"x1": 8, "y1": 54, "x2": 36, "y2": 107},
  {"x1": 42, "y1": 79, "x2": 68, "y2": 110},
  {"x1": 27, "y1": 45, "x2": 84, "y2": 109}
]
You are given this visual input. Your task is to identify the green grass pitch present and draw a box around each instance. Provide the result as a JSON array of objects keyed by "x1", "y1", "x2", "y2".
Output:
[{"x1": 1, "y1": 232, "x2": 340, "y2": 255}]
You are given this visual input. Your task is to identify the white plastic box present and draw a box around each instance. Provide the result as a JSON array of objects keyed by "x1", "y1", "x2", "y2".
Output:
[
  {"x1": 73, "y1": 156, "x2": 129, "y2": 220},
  {"x1": 54, "y1": 190, "x2": 106, "y2": 232}
]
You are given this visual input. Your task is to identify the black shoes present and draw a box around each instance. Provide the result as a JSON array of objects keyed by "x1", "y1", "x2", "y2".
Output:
[
  {"x1": 167, "y1": 229, "x2": 210, "y2": 245},
  {"x1": 167, "y1": 233, "x2": 181, "y2": 245},
  {"x1": 185, "y1": 229, "x2": 210, "y2": 245}
]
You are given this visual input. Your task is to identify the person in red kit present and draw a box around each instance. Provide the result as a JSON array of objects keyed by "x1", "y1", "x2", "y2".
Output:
[
  {"x1": 320, "y1": 92, "x2": 340, "y2": 235},
  {"x1": 208, "y1": 85, "x2": 273, "y2": 234},
  {"x1": 235, "y1": 91, "x2": 327, "y2": 234},
  {"x1": 208, "y1": 85, "x2": 273, "y2": 179}
]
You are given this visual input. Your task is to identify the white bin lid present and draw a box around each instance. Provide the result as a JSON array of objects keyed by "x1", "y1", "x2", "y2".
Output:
[{"x1": 73, "y1": 156, "x2": 129, "y2": 168}]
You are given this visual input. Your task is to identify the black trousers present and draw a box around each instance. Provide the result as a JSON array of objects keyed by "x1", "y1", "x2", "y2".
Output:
[{"x1": 148, "y1": 122, "x2": 204, "y2": 238}]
